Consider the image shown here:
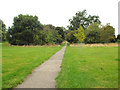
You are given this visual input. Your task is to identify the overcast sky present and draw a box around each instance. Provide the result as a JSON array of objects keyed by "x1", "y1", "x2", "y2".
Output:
[{"x1": 0, "y1": 0, "x2": 119, "y2": 35}]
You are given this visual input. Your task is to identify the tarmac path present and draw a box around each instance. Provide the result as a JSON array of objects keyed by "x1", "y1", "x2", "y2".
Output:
[{"x1": 16, "y1": 45, "x2": 66, "y2": 88}]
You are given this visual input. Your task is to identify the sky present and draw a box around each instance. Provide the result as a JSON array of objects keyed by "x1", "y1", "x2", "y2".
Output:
[{"x1": 0, "y1": 0, "x2": 119, "y2": 35}]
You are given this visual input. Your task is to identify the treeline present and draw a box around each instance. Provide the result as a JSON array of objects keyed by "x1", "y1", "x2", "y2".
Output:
[
  {"x1": 66, "y1": 10, "x2": 118, "y2": 43},
  {"x1": 66, "y1": 23, "x2": 117, "y2": 43},
  {"x1": 0, "y1": 10, "x2": 120, "y2": 45},
  {"x1": 1, "y1": 15, "x2": 66, "y2": 45}
]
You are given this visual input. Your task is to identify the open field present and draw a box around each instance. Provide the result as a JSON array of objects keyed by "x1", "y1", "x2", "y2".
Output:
[
  {"x1": 2, "y1": 43, "x2": 62, "y2": 88},
  {"x1": 56, "y1": 46, "x2": 118, "y2": 88}
]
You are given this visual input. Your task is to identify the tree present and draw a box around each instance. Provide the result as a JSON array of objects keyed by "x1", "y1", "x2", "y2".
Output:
[
  {"x1": 85, "y1": 23, "x2": 101, "y2": 43},
  {"x1": 43, "y1": 24, "x2": 63, "y2": 44},
  {"x1": 43, "y1": 24, "x2": 55, "y2": 31},
  {"x1": 100, "y1": 24, "x2": 116, "y2": 43},
  {"x1": 117, "y1": 34, "x2": 120, "y2": 43},
  {"x1": 117, "y1": 34, "x2": 120, "y2": 40},
  {"x1": 66, "y1": 30, "x2": 78, "y2": 43},
  {"x1": 55, "y1": 27, "x2": 65, "y2": 40},
  {"x1": 0, "y1": 19, "x2": 6, "y2": 41},
  {"x1": 68, "y1": 10, "x2": 101, "y2": 30},
  {"x1": 7, "y1": 14, "x2": 43, "y2": 45},
  {"x1": 73, "y1": 26, "x2": 85, "y2": 43}
]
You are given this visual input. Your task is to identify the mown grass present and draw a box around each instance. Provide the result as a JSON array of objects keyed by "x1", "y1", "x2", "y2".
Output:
[
  {"x1": 2, "y1": 43, "x2": 62, "y2": 88},
  {"x1": 56, "y1": 46, "x2": 118, "y2": 88}
]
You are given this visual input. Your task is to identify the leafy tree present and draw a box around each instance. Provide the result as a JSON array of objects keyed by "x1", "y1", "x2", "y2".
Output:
[
  {"x1": 68, "y1": 10, "x2": 101, "y2": 30},
  {"x1": 0, "y1": 19, "x2": 6, "y2": 41},
  {"x1": 85, "y1": 23, "x2": 101, "y2": 43},
  {"x1": 117, "y1": 34, "x2": 120, "y2": 43},
  {"x1": 73, "y1": 26, "x2": 85, "y2": 43},
  {"x1": 43, "y1": 24, "x2": 56, "y2": 31},
  {"x1": 100, "y1": 24, "x2": 116, "y2": 43},
  {"x1": 33, "y1": 30, "x2": 46, "y2": 45},
  {"x1": 117, "y1": 34, "x2": 120, "y2": 40},
  {"x1": 43, "y1": 25, "x2": 63, "y2": 44},
  {"x1": 55, "y1": 27, "x2": 65, "y2": 40},
  {"x1": 7, "y1": 14, "x2": 43, "y2": 45},
  {"x1": 66, "y1": 30, "x2": 78, "y2": 43}
]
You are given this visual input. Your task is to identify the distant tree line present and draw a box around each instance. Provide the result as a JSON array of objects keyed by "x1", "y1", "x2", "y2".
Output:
[
  {"x1": 66, "y1": 23, "x2": 116, "y2": 43},
  {"x1": 0, "y1": 10, "x2": 119, "y2": 45},
  {"x1": 5, "y1": 14, "x2": 65, "y2": 45},
  {"x1": 66, "y1": 10, "x2": 118, "y2": 43}
]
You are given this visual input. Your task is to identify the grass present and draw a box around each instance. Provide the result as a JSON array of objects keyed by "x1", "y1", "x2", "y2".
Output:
[
  {"x1": 56, "y1": 46, "x2": 118, "y2": 88},
  {"x1": 2, "y1": 43, "x2": 62, "y2": 88}
]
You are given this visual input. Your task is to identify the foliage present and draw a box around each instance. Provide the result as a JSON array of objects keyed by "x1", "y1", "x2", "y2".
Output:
[
  {"x1": 68, "y1": 10, "x2": 101, "y2": 30},
  {"x1": 56, "y1": 46, "x2": 118, "y2": 88},
  {"x1": 100, "y1": 24, "x2": 116, "y2": 43},
  {"x1": 61, "y1": 41, "x2": 70, "y2": 46},
  {"x1": 55, "y1": 27, "x2": 65, "y2": 40},
  {"x1": 85, "y1": 23, "x2": 101, "y2": 43},
  {"x1": 43, "y1": 24, "x2": 55, "y2": 31},
  {"x1": 3, "y1": 12, "x2": 117, "y2": 45},
  {"x1": 43, "y1": 25, "x2": 63, "y2": 44},
  {"x1": 117, "y1": 34, "x2": 120, "y2": 41},
  {"x1": 66, "y1": 23, "x2": 116, "y2": 44},
  {"x1": 66, "y1": 41, "x2": 70, "y2": 46},
  {"x1": 73, "y1": 26, "x2": 85, "y2": 43},
  {"x1": 66, "y1": 30, "x2": 78, "y2": 43},
  {"x1": 6, "y1": 15, "x2": 64, "y2": 45},
  {"x1": 0, "y1": 19, "x2": 6, "y2": 41},
  {"x1": 7, "y1": 14, "x2": 43, "y2": 45}
]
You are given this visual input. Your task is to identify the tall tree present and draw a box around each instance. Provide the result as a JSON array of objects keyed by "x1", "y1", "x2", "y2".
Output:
[
  {"x1": 55, "y1": 27, "x2": 65, "y2": 40},
  {"x1": 7, "y1": 14, "x2": 43, "y2": 45},
  {"x1": 43, "y1": 25, "x2": 63, "y2": 44},
  {"x1": 68, "y1": 10, "x2": 101, "y2": 30},
  {"x1": 100, "y1": 24, "x2": 116, "y2": 43},
  {"x1": 85, "y1": 23, "x2": 101, "y2": 43}
]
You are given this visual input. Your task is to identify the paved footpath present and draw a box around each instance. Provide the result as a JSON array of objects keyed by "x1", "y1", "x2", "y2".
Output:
[{"x1": 16, "y1": 45, "x2": 66, "y2": 88}]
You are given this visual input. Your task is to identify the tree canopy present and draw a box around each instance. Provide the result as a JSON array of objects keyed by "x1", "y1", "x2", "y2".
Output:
[
  {"x1": 68, "y1": 10, "x2": 101, "y2": 30},
  {"x1": 73, "y1": 26, "x2": 85, "y2": 43},
  {"x1": 7, "y1": 14, "x2": 65, "y2": 45},
  {"x1": 0, "y1": 19, "x2": 6, "y2": 41},
  {"x1": 85, "y1": 23, "x2": 101, "y2": 43},
  {"x1": 100, "y1": 24, "x2": 116, "y2": 43},
  {"x1": 7, "y1": 14, "x2": 43, "y2": 45},
  {"x1": 2, "y1": 10, "x2": 117, "y2": 45}
]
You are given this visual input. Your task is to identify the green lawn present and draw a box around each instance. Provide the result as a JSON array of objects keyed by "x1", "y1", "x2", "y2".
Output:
[
  {"x1": 2, "y1": 43, "x2": 62, "y2": 88},
  {"x1": 56, "y1": 46, "x2": 118, "y2": 88}
]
